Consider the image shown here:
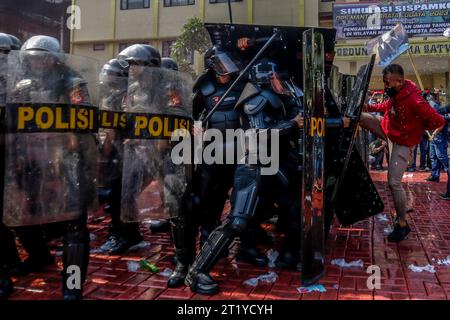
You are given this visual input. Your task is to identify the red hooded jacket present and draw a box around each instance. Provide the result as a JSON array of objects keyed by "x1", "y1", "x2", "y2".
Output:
[{"x1": 368, "y1": 80, "x2": 445, "y2": 147}]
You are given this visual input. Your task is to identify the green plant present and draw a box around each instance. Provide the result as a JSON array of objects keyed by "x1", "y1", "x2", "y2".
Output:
[{"x1": 171, "y1": 17, "x2": 211, "y2": 77}]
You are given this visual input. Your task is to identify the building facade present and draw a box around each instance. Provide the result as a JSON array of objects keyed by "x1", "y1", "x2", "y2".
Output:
[{"x1": 71, "y1": 0, "x2": 319, "y2": 73}]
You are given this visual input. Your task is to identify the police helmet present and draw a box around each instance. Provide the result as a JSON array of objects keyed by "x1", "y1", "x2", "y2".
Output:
[
  {"x1": 7, "y1": 34, "x2": 22, "y2": 50},
  {"x1": 117, "y1": 44, "x2": 161, "y2": 68},
  {"x1": 161, "y1": 57, "x2": 178, "y2": 71},
  {"x1": 0, "y1": 33, "x2": 13, "y2": 53},
  {"x1": 250, "y1": 59, "x2": 278, "y2": 86},
  {"x1": 204, "y1": 46, "x2": 239, "y2": 76},
  {"x1": 21, "y1": 35, "x2": 61, "y2": 53},
  {"x1": 101, "y1": 58, "x2": 129, "y2": 78}
]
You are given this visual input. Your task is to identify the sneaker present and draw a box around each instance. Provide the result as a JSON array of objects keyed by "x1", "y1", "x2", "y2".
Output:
[
  {"x1": 387, "y1": 223, "x2": 411, "y2": 243},
  {"x1": 418, "y1": 167, "x2": 427, "y2": 172},
  {"x1": 440, "y1": 193, "x2": 450, "y2": 201},
  {"x1": 425, "y1": 176, "x2": 440, "y2": 182},
  {"x1": 407, "y1": 167, "x2": 416, "y2": 173}
]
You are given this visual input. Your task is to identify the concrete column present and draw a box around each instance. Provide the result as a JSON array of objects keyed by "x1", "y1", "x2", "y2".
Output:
[{"x1": 247, "y1": 0, "x2": 253, "y2": 25}]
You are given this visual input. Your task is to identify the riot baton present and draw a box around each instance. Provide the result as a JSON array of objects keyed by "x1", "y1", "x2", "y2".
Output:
[{"x1": 201, "y1": 30, "x2": 282, "y2": 127}]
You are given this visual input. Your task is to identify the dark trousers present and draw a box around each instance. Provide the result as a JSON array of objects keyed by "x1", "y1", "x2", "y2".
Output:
[
  {"x1": 108, "y1": 176, "x2": 141, "y2": 240},
  {"x1": 430, "y1": 139, "x2": 449, "y2": 179},
  {"x1": 411, "y1": 137, "x2": 428, "y2": 169}
]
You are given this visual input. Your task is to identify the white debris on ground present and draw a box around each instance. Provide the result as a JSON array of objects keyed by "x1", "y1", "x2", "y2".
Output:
[
  {"x1": 376, "y1": 214, "x2": 389, "y2": 222},
  {"x1": 331, "y1": 258, "x2": 364, "y2": 268},
  {"x1": 127, "y1": 261, "x2": 141, "y2": 272},
  {"x1": 408, "y1": 264, "x2": 436, "y2": 273},
  {"x1": 128, "y1": 241, "x2": 151, "y2": 251},
  {"x1": 158, "y1": 268, "x2": 173, "y2": 277},
  {"x1": 297, "y1": 284, "x2": 327, "y2": 294},
  {"x1": 243, "y1": 272, "x2": 278, "y2": 287},
  {"x1": 267, "y1": 249, "x2": 279, "y2": 269}
]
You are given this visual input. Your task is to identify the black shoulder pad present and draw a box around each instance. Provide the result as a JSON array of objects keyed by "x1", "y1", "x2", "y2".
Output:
[
  {"x1": 243, "y1": 95, "x2": 268, "y2": 115},
  {"x1": 193, "y1": 71, "x2": 215, "y2": 96},
  {"x1": 236, "y1": 82, "x2": 260, "y2": 109},
  {"x1": 200, "y1": 81, "x2": 215, "y2": 97},
  {"x1": 260, "y1": 90, "x2": 283, "y2": 110}
]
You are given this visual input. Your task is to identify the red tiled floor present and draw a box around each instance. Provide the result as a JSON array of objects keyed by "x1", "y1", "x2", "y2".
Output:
[{"x1": 5, "y1": 170, "x2": 450, "y2": 300}]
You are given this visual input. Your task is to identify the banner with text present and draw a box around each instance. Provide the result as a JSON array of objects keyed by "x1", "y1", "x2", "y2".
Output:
[{"x1": 333, "y1": 1, "x2": 450, "y2": 39}]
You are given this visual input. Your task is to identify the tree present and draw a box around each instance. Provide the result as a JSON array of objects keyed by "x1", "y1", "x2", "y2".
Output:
[{"x1": 171, "y1": 17, "x2": 211, "y2": 77}]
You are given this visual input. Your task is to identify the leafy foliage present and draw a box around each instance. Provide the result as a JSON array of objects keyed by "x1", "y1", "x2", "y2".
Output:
[{"x1": 170, "y1": 17, "x2": 211, "y2": 77}]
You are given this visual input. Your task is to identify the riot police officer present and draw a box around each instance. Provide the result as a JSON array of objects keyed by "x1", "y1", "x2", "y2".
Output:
[
  {"x1": 7, "y1": 34, "x2": 22, "y2": 51},
  {"x1": 185, "y1": 59, "x2": 305, "y2": 295},
  {"x1": 166, "y1": 48, "x2": 269, "y2": 289},
  {"x1": 97, "y1": 58, "x2": 134, "y2": 254},
  {"x1": 161, "y1": 57, "x2": 179, "y2": 71},
  {"x1": 99, "y1": 44, "x2": 162, "y2": 255},
  {"x1": 193, "y1": 47, "x2": 268, "y2": 266},
  {"x1": 147, "y1": 57, "x2": 179, "y2": 234},
  {"x1": 3, "y1": 35, "x2": 98, "y2": 300},
  {"x1": 0, "y1": 33, "x2": 51, "y2": 299}
]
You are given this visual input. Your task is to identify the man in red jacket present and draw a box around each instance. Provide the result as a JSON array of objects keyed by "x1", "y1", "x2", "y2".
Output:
[{"x1": 360, "y1": 64, "x2": 445, "y2": 243}]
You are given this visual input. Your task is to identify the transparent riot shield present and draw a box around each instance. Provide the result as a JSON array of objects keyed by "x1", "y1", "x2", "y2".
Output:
[
  {"x1": 302, "y1": 29, "x2": 326, "y2": 286},
  {"x1": 97, "y1": 74, "x2": 128, "y2": 190},
  {"x1": 2, "y1": 51, "x2": 100, "y2": 227},
  {"x1": 120, "y1": 66, "x2": 193, "y2": 223}
]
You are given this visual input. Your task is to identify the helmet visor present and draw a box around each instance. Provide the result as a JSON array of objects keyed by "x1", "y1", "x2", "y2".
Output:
[{"x1": 213, "y1": 52, "x2": 239, "y2": 76}]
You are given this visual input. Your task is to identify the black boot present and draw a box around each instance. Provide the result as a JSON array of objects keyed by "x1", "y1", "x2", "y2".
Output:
[
  {"x1": 62, "y1": 220, "x2": 90, "y2": 301},
  {"x1": 108, "y1": 235, "x2": 143, "y2": 255},
  {"x1": 167, "y1": 262, "x2": 189, "y2": 288},
  {"x1": 62, "y1": 288, "x2": 83, "y2": 300},
  {"x1": 185, "y1": 225, "x2": 235, "y2": 295},
  {"x1": 149, "y1": 219, "x2": 171, "y2": 233},
  {"x1": 185, "y1": 271, "x2": 219, "y2": 295},
  {"x1": 275, "y1": 249, "x2": 301, "y2": 271},
  {"x1": 237, "y1": 228, "x2": 267, "y2": 267},
  {"x1": 11, "y1": 254, "x2": 54, "y2": 276},
  {"x1": 15, "y1": 225, "x2": 54, "y2": 274},
  {"x1": 168, "y1": 211, "x2": 196, "y2": 288},
  {"x1": 236, "y1": 245, "x2": 267, "y2": 267},
  {"x1": 108, "y1": 222, "x2": 143, "y2": 255}
]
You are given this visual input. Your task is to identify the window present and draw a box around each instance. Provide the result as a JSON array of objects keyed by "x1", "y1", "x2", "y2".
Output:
[
  {"x1": 121, "y1": 0, "x2": 150, "y2": 10},
  {"x1": 164, "y1": 0, "x2": 194, "y2": 7},
  {"x1": 93, "y1": 43, "x2": 106, "y2": 51},
  {"x1": 209, "y1": 0, "x2": 242, "y2": 3}
]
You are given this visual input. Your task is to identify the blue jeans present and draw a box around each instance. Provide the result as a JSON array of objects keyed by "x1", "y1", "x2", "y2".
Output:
[
  {"x1": 411, "y1": 137, "x2": 428, "y2": 169},
  {"x1": 370, "y1": 152, "x2": 384, "y2": 167},
  {"x1": 430, "y1": 139, "x2": 449, "y2": 179}
]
